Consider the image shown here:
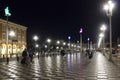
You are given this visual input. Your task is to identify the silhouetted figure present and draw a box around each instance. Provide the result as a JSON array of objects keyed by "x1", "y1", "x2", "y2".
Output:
[
  {"x1": 21, "y1": 49, "x2": 28, "y2": 64},
  {"x1": 85, "y1": 50, "x2": 89, "y2": 58},
  {"x1": 16, "y1": 54, "x2": 19, "y2": 62},
  {"x1": 29, "y1": 49, "x2": 34, "y2": 63},
  {"x1": 60, "y1": 50, "x2": 66, "y2": 56},
  {"x1": 88, "y1": 50, "x2": 93, "y2": 59},
  {"x1": 6, "y1": 56, "x2": 9, "y2": 64}
]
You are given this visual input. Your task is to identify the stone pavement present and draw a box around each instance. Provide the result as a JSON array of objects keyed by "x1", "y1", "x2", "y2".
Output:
[
  {"x1": 0, "y1": 52, "x2": 120, "y2": 80},
  {"x1": 103, "y1": 51, "x2": 120, "y2": 67}
]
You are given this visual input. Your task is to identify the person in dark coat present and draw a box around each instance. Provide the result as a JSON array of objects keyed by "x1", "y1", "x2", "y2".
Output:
[
  {"x1": 60, "y1": 50, "x2": 65, "y2": 56},
  {"x1": 21, "y1": 49, "x2": 28, "y2": 64},
  {"x1": 29, "y1": 49, "x2": 34, "y2": 63},
  {"x1": 88, "y1": 50, "x2": 93, "y2": 59}
]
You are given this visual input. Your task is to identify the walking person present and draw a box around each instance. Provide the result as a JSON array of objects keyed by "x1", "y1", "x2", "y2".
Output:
[
  {"x1": 88, "y1": 50, "x2": 94, "y2": 60},
  {"x1": 29, "y1": 49, "x2": 34, "y2": 63},
  {"x1": 21, "y1": 48, "x2": 28, "y2": 64},
  {"x1": 60, "y1": 50, "x2": 66, "y2": 57}
]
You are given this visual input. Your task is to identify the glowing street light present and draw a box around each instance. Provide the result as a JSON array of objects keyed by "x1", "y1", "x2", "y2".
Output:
[
  {"x1": 33, "y1": 35, "x2": 39, "y2": 41},
  {"x1": 46, "y1": 38, "x2": 51, "y2": 51},
  {"x1": 98, "y1": 33, "x2": 104, "y2": 48},
  {"x1": 79, "y1": 28, "x2": 83, "y2": 52},
  {"x1": 99, "y1": 33, "x2": 104, "y2": 38},
  {"x1": 87, "y1": 38, "x2": 90, "y2": 49},
  {"x1": 35, "y1": 44, "x2": 39, "y2": 48},
  {"x1": 45, "y1": 45, "x2": 47, "y2": 48},
  {"x1": 68, "y1": 36, "x2": 71, "y2": 50},
  {"x1": 100, "y1": 25, "x2": 107, "y2": 31},
  {"x1": 9, "y1": 31, "x2": 15, "y2": 37},
  {"x1": 56, "y1": 40, "x2": 60, "y2": 45},
  {"x1": 63, "y1": 42, "x2": 66, "y2": 46},
  {"x1": 103, "y1": 0, "x2": 115, "y2": 61},
  {"x1": 47, "y1": 38, "x2": 51, "y2": 43},
  {"x1": 33, "y1": 35, "x2": 39, "y2": 52}
]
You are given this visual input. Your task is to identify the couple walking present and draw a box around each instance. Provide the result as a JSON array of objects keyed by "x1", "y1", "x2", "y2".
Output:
[{"x1": 21, "y1": 48, "x2": 34, "y2": 64}]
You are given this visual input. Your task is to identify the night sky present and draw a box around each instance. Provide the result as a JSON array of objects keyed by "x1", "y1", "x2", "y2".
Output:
[{"x1": 0, "y1": 0, "x2": 120, "y2": 44}]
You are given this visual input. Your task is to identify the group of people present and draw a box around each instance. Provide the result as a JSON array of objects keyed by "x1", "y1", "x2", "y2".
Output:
[
  {"x1": 85, "y1": 50, "x2": 94, "y2": 59},
  {"x1": 21, "y1": 48, "x2": 34, "y2": 64}
]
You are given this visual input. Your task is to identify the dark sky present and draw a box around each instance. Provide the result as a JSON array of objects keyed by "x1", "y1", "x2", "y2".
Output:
[{"x1": 0, "y1": 0, "x2": 120, "y2": 44}]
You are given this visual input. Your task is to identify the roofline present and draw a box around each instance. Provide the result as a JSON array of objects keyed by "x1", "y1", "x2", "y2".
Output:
[{"x1": 0, "y1": 18, "x2": 28, "y2": 30}]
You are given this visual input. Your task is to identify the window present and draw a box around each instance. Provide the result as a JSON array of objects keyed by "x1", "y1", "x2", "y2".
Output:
[
  {"x1": 2, "y1": 34, "x2": 6, "y2": 40},
  {"x1": 2, "y1": 26, "x2": 6, "y2": 31}
]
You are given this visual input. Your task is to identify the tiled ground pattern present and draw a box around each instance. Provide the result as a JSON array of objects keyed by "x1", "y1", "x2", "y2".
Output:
[{"x1": 0, "y1": 52, "x2": 120, "y2": 80}]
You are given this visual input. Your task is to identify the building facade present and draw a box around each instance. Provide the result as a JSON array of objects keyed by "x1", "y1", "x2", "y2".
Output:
[{"x1": 0, "y1": 19, "x2": 27, "y2": 58}]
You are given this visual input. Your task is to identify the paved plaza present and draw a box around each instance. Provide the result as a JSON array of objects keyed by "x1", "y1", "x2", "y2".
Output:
[{"x1": 0, "y1": 52, "x2": 120, "y2": 80}]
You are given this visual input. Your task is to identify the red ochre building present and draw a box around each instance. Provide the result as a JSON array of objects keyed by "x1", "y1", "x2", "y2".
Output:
[{"x1": 0, "y1": 19, "x2": 27, "y2": 58}]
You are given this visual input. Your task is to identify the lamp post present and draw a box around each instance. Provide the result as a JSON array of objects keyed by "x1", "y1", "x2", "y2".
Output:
[
  {"x1": 99, "y1": 33, "x2": 104, "y2": 48},
  {"x1": 9, "y1": 30, "x2": 15, "y2": 54},
  {"x1": 33, "y1": 35, "x2": 39, "y2": 52},
  {"x1": 68, "y1": 36, "x2": 71, "y2": 50},
  {"x1": 4, "y1": 6, "x2": 11, "y2": 57},
  {"x1": 104, "y1": 0, "x2": 114, "y2": 61},
  {"x1": 47, "y1": 38, "x2": 51, "y2": 51},
  {"x1": 56, "y1": 40, "x2": 60, "y2": 51},
  {"x1": 100, "y1": 25, "x2": 106, "y2": 54},
  {"x1": 57, "y1": 40, "x2": 60, "y2": 45},
  {"x1": 79, "y1": 28, "x2": 83, "y2": 52},
  {"x1": 87, "y1": 38, "x2": 90, "y2": 49}
]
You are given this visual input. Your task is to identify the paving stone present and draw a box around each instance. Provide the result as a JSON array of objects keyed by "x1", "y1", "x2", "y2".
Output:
[{"x1": 0, "y1": 52, "x2": 119, "y2": 80}]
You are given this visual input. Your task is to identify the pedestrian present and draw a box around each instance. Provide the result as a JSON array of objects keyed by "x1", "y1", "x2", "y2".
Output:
[
  {"x1": 60, "y1": 50, "x2": 66, "y2": 56},
  {"x1": 88, "y1": 50, "x2": 93, "y2": 59},
  {"x1": 16, "y1": 54, "x2": 19, "y2": 62},
  {"x1": 29, "y1": 49, "x2": 34, "y2": 63},
  {"x1": 38, "y1": 52, "x2": 40, "y2": 59},
  {"x1": 21, "y1": 48, "x2": 28, "y2": 64},
  {"x1": 85, "y1": 50, "x2": 89, "y2": 58}
]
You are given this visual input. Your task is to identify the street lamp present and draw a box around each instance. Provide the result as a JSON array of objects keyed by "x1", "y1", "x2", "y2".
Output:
[
  {"x1": 87, "y1": 38, "x2": 90, "y2": 49},
  {"x1": 9, "y1": 30, "x2": 15, "y2": 54},
  {"x1": 33, "y1": 35, "x2": 39, "y2": 44},
  {"x1": 56, "y1": 40, "x2": 60, "y2": 51},
  {"x1": 33, "y1": 35, "x2": 39, "y2": 42},
  {"x1": 35, "y1": 44, "x2": 39, "y2": 48},
  {"x1": 47, "y1": 38, "x2": 51, "y2": 43},
  {"x1": 33, "y1": 35, "x2": 39, "y2": 52},
  {"x1": 57, "y1": 40, "x2": 60, "y2": 45},
  {"x1": 103, "y1": 0, "x2": 114, "y2": 61},
  {"x1": 100, "y1": 25, "x2": 107, "y2": 54},
  {"x1": 79, "y1": 28, "x2": 83, "y2": 52},
  {"x1": 68, "y1": 36, "x2": 71, "y2": 50},
  {"x1": 47, "y1": 38, "x2": 51, "y2": 51},
  {"x1": 4, "y1": 6, "x2": 11, "y2": 57},
  {"x1": 98, "y1": 33, "x2": 104, "y2": 49}
]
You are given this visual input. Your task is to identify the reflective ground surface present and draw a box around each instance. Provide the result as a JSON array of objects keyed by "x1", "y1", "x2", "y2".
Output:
[{"x1": 0, "y1": 52, "x2": 120, "y2": 80}]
